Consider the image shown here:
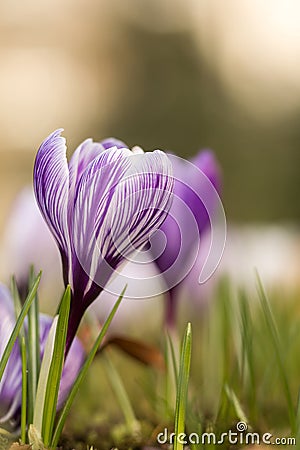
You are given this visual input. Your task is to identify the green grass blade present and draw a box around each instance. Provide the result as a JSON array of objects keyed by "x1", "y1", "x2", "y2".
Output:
[
  {"x1": 174, "y1": 322, "x2": 192, "y2": 450},
  {"x1": 0, "y1": 272, "x2": 41, "y2": 383},
  {"x1": 27, "y1": 267, "x2": 41, "y2": 424},
  {"x1": 51, "y1": 285, "x2": 126, "y2": 449},
  {"x1": 239, "y1": 290, "x2": 257, "y2": 421},
  {"x1": 224, "y1": 384, "x2": 249, "y2": 424},
  {"x1": 166, "y1": 330, "x2": 179, "y2": 385},
  {"x1": 11, "y1": 277, "x2": 22, "y2": 319},
  {"x1": 21, "y1": 336, "x2": 27, "y2": 444},
  {"x1": 256, "y1": 272, "x2": 296, "y2": 434},
  {"x1": 33, "y1": 316, "x2": 58, "y2": 436},
  {"x1": 296, "y1": 389, "x2": 300, "y2": 442},
  {"x1": 42, "y1": 286, "x2": 71, "y2": 447},
  {"x1": 103, "y1": 351, "x2": 138, "y2": 433},
  {"x1": 163, "y1": 329, "x2": 179, "y2": 418}
]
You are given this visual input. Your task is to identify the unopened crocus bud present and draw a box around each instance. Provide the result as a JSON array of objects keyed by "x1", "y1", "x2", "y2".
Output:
[
  {"x1": 1, "y1": 187, "x2": 62, "y2": 301},
  {"x1": 151, "y1": 150, "x2": 222, "y2": 327}
]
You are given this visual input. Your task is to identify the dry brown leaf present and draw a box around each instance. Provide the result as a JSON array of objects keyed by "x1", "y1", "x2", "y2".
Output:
[{"x1": 103, "y1": 335, "x2": 165, "y2": 370}]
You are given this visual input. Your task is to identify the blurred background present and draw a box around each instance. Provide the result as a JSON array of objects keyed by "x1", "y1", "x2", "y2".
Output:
[{"x1": 0, "y1": 0, "x2": 300, "y2": 294}]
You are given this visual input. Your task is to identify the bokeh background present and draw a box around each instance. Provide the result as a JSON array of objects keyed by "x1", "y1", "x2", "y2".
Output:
[{"x1": 0, "y1": 0, "x2": 300, "y2": 293}]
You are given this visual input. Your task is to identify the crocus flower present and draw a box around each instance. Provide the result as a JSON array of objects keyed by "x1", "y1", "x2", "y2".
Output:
[
  {"x1": 0, "y1": 284, "x2": 84, "y2": 427},
  {"x1": 34, "y1": 130, "x2": 173, "y2": 352},
  {"x1": 150, "y1": 150, "x2": 222, "y2": 327},
  {"x1": 1, "y1": 187, "x2": 62, "y2": 301}
]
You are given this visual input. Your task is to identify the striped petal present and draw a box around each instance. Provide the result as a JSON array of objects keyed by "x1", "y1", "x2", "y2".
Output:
[
  {"x1": 72, "y1": 147, "x2": 133, "y2": 298},
  {"x1": 33, "y1": 129, "x2": 70, "y2": 280},
  {"x1": 68, "y1": 137, "x2": 128, "y2": 203},
  {"x1": 107, "y1": 151, "x2": 174, "y2": 263},
  {"x1": 100, "y1": 137, "x2": 128, "y2": 150},
  {"x1": 154, "y1": 150, "x2": 221, "y2": 287},
  {"x1": 73, "y1": 149, "x2": 173, "y2": 305},
  {"x1": 68, "y1": 139, "x2": 106, "y2": 204}
]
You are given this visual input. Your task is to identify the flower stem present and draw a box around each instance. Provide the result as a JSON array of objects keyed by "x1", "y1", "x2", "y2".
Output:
[{"x1": 164, "y1": 289, "x2": 178, "y2": 329}]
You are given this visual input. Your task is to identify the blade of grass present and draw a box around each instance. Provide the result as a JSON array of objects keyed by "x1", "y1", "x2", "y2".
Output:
[
  {"x1": 256, "y1": 272, "x2": 296, "y2": 434},
  {"x1": 21, "y1": 336, "x2": 27, "y2": 444},
  {"x1": 239, "y1": 290, "x2": 257, "y2": 422},
  {"x1": 51, "y1": 285, "x2": 126, "y2": 449},
  {"x1": 218, "y1": 278, "x2": 232, "y2": 385},
  {"x1": 0, "y1": 272, "x2": 41, "y2": 383},
  {"x1": 42, "y1": 286, "x2": 71, "y2": 447},
  {"x1": 166, "y1": 330, "x2": 179, "y2": 385},
  {"x1": 103, "y1": 351, "x2": 138, "y2": 434},
  {"x1": 11, "y1": 276, "x2": 22, "y2": 318},
  {"x1": 163, "y1": 329, "x2": 179, "y2": 419},
  {"x1": 33, "y1": 316, "x2": 58, "y2": 436},
  {"x1": 296, "y1": 389, "x2": 300, "y2": 443},
  {"x1": 27, "y1": 267, "x2": 41, "y2": 424},
  {"x1": 224, "y1": 384, "x2": 249, "y2": 425},
  {"x1": 174, "y1": 322, "x2": 192, "y2": 450}
]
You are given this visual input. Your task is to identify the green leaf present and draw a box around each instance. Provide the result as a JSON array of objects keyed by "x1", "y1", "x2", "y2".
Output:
[
  {"x1": 0, "y1": 272, "x2": 41, "y2": 383},
  {"x1": 51, "y1": 285, "x2": 126, "y2": 449},
  {"x1": 27, "y1": 267, "x2": 41, "y2": 424},
  {"x1": 33, "y1": 316, "x2": 58, "y2": 436},
  {"x1": 174, "y1": 322, "x2": 192, "y2": 450},
  {"x1": 42, "y1": 286, "x2": 71, "y2": 447},
  {"x1": 11, "y1": 277, "x2": 22, "y2": 321},
  {"x1": 21, "y1": 336, "x2": 27, "y2": 444}
]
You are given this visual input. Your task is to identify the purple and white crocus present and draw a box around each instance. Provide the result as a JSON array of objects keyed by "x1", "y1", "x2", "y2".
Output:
[
  {"x1": 151, "y1": 150, "x2": 222, "y2": 327},
  {"x1": 0, "y1": 284, "x2": 84, "y2": 427},
  {"x1": 34, "y1": 130, "x2": 174, "y2": 352}
]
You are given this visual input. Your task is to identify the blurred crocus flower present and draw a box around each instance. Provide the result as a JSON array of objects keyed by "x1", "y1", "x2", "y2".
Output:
[
  {"x1": 34, "y1": 130, "x2": 173, "y2": 351},
  {"x1": 0, "y1": 283, "x2": 84, "y2": 427},
  {"x1": 1, "y1": 187, "x2": 62, "y2": 300},
  {"x1": 150, "y1": 150, "x2": 221, "y2": 326}
]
